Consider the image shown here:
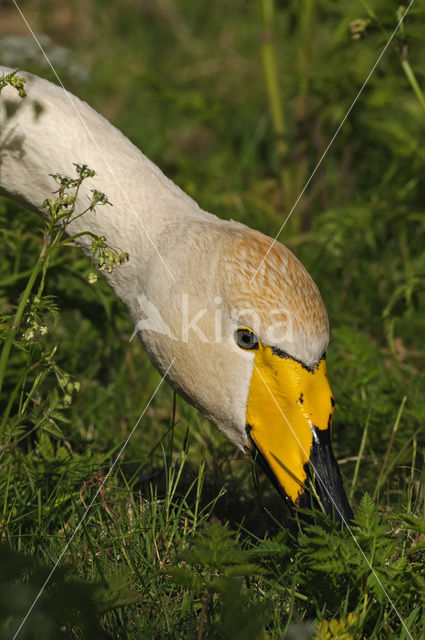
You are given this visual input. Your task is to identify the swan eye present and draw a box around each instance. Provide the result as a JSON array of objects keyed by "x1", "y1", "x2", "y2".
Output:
[{"x1": 235, "y1": 328, "x2": 259, "y2": 350}]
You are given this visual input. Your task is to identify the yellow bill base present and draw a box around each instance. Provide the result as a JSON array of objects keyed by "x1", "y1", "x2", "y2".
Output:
[{"x1": 246, "y1": 344, "x2": 334, "y2": 505}]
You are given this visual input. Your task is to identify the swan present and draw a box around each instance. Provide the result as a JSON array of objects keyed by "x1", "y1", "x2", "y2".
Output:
[{"x1": 0, "y1": 67, "x2": 353, "y2": 524}]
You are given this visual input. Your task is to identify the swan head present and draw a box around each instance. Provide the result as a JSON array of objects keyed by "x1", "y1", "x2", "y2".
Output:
[{"x1": 136, "y1": 220, "x2": 353, "y2": 524}]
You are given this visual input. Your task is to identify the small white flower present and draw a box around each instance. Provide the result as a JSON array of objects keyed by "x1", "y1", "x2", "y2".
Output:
[
  {"x1": 88, "y1": 272, "x2": 98, "y2": 284},
  {"x1": 40, "y1": 326, "x2": 48, "y2": 335}
]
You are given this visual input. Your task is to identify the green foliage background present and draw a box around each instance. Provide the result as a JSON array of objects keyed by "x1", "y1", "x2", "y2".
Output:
[{"x1": 0, "y1": 0, "x2": 425, "y2": 638}]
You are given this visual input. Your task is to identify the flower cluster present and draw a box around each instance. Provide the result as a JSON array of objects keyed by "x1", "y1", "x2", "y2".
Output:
[
  {"x1": 42, "y1": 165, "x2": 129, "y2": 281},
  {"x1": 349, "y1": 18, "x2": 370, "y2": 40},
  {"x1": 91, "y1": 235, "x2": 129, "y2": 273},
  {"x1": 315, "y1": 613, "x2": 358, "y2": 640},
  {"x1": 21, "y1": 295, "x2": 57, "y2": 343},
  {"x1": 42, "y1": 194, "x2": 76, "y2": 222},
  {"x1": 55, "y1": 369, "x2": 81, "y2": 406},
  {"x1": 89, "y1": 189, "x2": 112, "y2": 210},
  {"x1": 0, "y1": 70, "x2": 26, "y2": 97},
  {"x1": 74, "y1": 163, "x2": 95, "y2": 180},
  {"x1": 49, "y1": 173, "x2": 81, "y2": 191}
]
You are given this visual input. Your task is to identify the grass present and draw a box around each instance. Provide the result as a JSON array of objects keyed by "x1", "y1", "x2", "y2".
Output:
[{"x1": 1, "y1": 0, "x2": 425, "y2": 638}]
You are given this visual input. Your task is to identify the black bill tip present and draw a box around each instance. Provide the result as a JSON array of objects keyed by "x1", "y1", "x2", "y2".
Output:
[
  {"x1": 247, "y1": 425, "x2": 354, "y2": 527},
  {"x1": 308, "y1": 426, "x2": 354, "y2": 526}
]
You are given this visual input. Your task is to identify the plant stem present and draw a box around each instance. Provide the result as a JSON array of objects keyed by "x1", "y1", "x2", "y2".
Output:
[
  {"x1": 396, "y1": 5, "x2": 425, "y2": 115},
  {"x1": 260, "y1": 0, "x2": 292, "y2": 205},
  {"x1": 406, "y1": 436, "x2": 417, "y2": 517},
  {"x1": 0, "y1": 187, "x2": 91, "y2": 399},
  {"x1": 400, "y1": 58, "x2": 425, "y2": 115},
  {"x1": 294, "y1": 0, "x2": 315, "y2": 227},
  {"x1": 359, "y1": 2, "x2": 425, "y2": 115},
  {"x1": 0, "y1": 251, "x2": 46, "y2": 396},
  {"x1": 197, "y1": 592, "x2": 208, "y2": 640},
  {"x1": 373, "y1": 396, "x2": 407, "y2": 501},
  {"x1": 350, "y1": 410, "x2": 370, "y2": 501},
  {"x1": 0, "y1": 358, "x2": 45, "y2": 436},
  {"x1": 357, "y1": 0, "x2": 377, "y2": 21}
]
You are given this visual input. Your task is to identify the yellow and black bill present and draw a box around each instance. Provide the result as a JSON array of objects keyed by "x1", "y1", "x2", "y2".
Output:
[{"x1": 245, "y1": 344, "x2": 353, "y2": 525}]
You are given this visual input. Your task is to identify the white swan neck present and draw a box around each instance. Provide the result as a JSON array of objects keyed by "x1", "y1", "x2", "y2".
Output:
[{"x1": 0, "y1": 67, "x2": 219, "y2": 310}]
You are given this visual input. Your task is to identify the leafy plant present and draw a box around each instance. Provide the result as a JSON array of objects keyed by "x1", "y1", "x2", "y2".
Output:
[
  {"x1": 166, "y1": 522, "x2": 265, "y2": 639},
  {"x1": 1, "y1": 1, "x2": 425, "y2": 638},
  {"x1": 0, "y1": 543, "x2": 102, "y2": 640}
]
